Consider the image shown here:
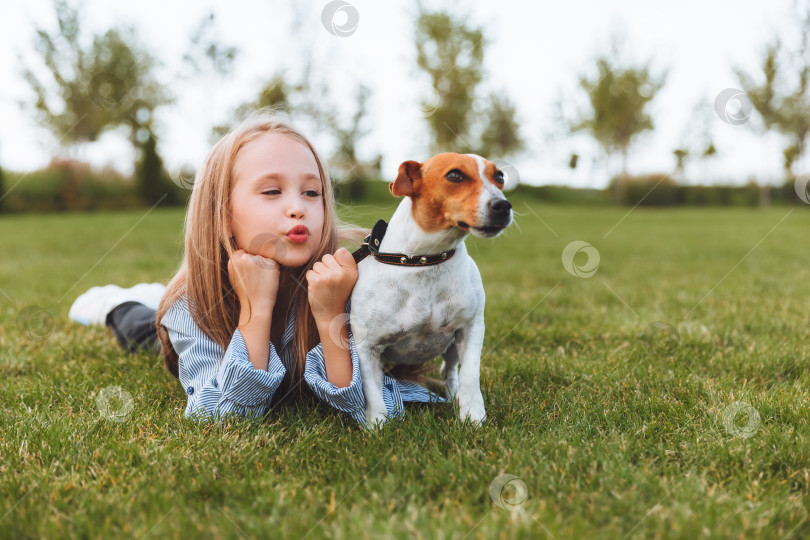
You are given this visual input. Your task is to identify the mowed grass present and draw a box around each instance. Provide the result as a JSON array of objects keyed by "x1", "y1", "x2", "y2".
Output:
[{"x1": 1, "y1": 194, "x2": 809, "y2": 539}]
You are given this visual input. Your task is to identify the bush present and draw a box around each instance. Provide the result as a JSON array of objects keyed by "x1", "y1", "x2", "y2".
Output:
[
  {"x1": 606, "y1": 174, "x2": 780, "y2": 207},
  {"x1": 0, "y1": 159, "x2": 191, "y2": 214}
]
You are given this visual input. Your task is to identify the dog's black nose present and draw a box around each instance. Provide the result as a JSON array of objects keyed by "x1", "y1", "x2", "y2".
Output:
[{"x1": 487, "y1": 198, "x2": 512, "y2": 216}]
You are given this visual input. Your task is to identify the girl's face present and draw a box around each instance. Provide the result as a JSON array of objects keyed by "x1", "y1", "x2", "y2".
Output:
[{"x1": 229, "y1": 132, "x2": 325, "y2": 269}]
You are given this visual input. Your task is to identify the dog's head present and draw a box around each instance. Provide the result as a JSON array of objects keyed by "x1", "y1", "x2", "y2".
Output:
[{"x1": 389, "y1": 153, "x2": 513, "y2": 238}]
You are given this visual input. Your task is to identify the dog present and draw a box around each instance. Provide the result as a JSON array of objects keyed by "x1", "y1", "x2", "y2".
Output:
[{"x1": 349, "y1": 152, "x2": 513, "y2": 427}]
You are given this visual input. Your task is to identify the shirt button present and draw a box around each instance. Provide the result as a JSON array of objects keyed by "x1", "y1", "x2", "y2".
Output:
[
  {"x1": 384, "y1": 383, "x2": 393, "y2": 391},
  {"x1": 212, "y1": 378, "x2": 218, "y2": 388},
  {"x1": 187, "y1": 386, "x2": 194, "y2": 395}
]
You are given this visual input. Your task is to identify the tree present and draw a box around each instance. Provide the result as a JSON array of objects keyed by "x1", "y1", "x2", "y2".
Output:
[
  {"x1": 214, "y1": 74, "x2": 292, "y2": 139},
  {"x1": 21, "y1": 0, "x2": 169, "y2": 158},
  {"x1": 672, "y1": 98, "x2": 718, "y2": 184},
  {"x1": 323, "y1": 85, "x2": 380, "y2": 200},
  {"x1": 570, "y1": 45, "x2": 666, "y2": 203},
  {"x1": 21, "y1": 0, "x2": 171, "y2": 205},
  {"x1": 735, "y1": 12, "x2": 810, "y2": 177},
  {"x1": 220, "y1": 3, "x2": 378, "y2": 198},
  {"x1": 414, "y1": 8, "x2": 524, "y2": 158},
  {"x1": 221, "y1": 75, "x2": 378, "y2": 201},
  {"x1": 479, "y1": 94, "x2": 525, "y2": 158},
  {"x1": 183, "y1": 12, "x2": 239, "y2": 144},
  {"x1": 0, "y1": 158, "x2": 5, "y2": 215}
]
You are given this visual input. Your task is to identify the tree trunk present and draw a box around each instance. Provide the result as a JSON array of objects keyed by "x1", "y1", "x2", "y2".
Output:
[{"x1": 614, "y1": 147, "x2": 629, "y2": 205}]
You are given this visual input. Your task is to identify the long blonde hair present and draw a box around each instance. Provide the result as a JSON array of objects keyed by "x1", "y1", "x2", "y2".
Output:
[{"x1": 156, "y1": 111, "x2": 438, "y2": 404}]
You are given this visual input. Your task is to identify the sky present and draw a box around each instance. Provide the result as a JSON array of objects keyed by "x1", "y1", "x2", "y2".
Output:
[{"x1": 0, "y1": 0, "x2": 804, "y2": 188}]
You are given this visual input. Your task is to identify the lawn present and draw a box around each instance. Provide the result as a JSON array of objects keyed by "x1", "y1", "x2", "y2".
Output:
[{"x1": 1, "y1": 195, "x2": 808, "y2": 539}]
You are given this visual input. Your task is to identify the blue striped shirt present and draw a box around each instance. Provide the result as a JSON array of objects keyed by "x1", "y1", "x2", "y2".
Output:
[{"x1": 161, "y1": 294, "x2": 446, "y2": 426}]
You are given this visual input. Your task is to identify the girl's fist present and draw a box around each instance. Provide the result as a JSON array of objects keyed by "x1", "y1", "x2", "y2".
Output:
[
  {"x1": 305, "y1": 247, "x2": 358, "y2": 320},
  {"x1": 227, "y1": 248, "x2": 280, "y2": 317}
]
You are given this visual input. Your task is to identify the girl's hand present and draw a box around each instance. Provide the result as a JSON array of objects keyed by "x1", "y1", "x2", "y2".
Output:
[
  {"x1": 306, "y1": 248, "x2": 358, "y2": 320},
  {"x1": 227, "y1": 248, "x2": 280, "y2": 317}
]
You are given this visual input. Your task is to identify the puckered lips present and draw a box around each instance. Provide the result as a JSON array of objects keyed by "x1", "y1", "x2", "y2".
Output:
[{"x1": 286, "y1": 224, "x2": 310, "y2": 244}]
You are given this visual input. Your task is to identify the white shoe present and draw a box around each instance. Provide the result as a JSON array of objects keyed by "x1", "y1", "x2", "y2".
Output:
[{"x1": 69, "y1": 282, "x2": 166, "y2": 326}]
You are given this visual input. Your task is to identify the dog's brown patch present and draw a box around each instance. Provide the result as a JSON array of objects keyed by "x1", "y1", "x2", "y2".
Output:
[{"x1": 391, "y1": 153, "x2": 495, "y2": 233}]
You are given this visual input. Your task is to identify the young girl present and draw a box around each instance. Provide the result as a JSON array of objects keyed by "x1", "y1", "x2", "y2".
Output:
[{"x1": 69, "y1": 112, "x2": 445, "y2": 426}]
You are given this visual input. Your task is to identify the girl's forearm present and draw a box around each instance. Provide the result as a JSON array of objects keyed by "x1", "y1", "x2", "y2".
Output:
[
  {"x1": 315, "y1": 313, "x2": 353, "y2": 388},
  {"x1": 238, "y1": 307, "x2": 272, "y2": 371}
]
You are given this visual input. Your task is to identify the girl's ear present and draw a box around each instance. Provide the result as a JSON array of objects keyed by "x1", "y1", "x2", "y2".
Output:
[{"x1": 389, "y1": 160, "x2": 421, "y2": 197}]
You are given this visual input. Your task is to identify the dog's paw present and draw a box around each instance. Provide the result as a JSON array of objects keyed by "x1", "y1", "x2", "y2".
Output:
[
  {"x1": 457, "y1": 393, "x2": 486, "y2": 426},
  {"x1": 363, "y1": 408, "x2": 388, "y2": 430}
]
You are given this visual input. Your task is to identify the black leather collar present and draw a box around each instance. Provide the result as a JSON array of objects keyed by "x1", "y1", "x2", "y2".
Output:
[{"x1": 351, "y1": 219, "x2": 456, "y2": 267}]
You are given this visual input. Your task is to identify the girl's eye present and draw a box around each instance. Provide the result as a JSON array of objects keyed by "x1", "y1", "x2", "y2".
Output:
[{"x1": 261, "y1": 189, "x2": 321, "y2": 197}]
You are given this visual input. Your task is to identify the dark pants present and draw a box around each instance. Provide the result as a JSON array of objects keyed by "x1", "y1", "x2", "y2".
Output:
[{"x1": 105, "y1": 301, "x2": 160, "y2": 354}]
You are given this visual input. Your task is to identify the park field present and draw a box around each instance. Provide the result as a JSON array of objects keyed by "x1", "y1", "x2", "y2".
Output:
[{"x1": 1, "y1": 195, "x2": 808, "y2": 539}]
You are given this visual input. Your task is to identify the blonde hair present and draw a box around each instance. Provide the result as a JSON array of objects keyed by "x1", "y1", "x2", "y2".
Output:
[{"x1": 156, "y1": 111, "x2": 438, "y2": 405}]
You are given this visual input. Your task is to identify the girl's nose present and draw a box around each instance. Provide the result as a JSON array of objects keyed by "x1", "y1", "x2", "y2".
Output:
[{"x1": 286, "y1": 193, "x2": 306, "y2": 219}]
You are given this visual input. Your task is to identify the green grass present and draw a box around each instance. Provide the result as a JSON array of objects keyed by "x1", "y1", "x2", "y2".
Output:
[{"x1": 1, "y1": 197, "x2": 809, "y2": 539}]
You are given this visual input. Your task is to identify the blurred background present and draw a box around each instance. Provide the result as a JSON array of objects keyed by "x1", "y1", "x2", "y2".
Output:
[{"x1": 1, "y1": 0, "x2": 810, "y2": 212}]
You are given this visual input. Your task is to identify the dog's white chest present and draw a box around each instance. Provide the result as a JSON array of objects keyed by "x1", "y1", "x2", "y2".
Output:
[{"x1": 351, "y1": 253, "x2": 483, "y2": 365}]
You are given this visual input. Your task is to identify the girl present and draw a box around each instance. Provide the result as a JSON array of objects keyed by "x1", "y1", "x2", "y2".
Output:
[{"x1": 69, "y1": 111, "x2": 445, "y2": 426}]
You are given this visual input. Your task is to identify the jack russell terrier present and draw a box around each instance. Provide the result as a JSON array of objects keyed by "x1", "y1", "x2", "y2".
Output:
[{"x1": 349, "y1": 153, "x2": 513, "y2": 428}]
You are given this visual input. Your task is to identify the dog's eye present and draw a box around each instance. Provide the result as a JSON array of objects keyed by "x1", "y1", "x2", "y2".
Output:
[
  {"x1": 445, "y1": 169, "x2": 465, "y2": 183},
  {"x1": 493, "y1": 170, "x2": 505, "y2": 184}
]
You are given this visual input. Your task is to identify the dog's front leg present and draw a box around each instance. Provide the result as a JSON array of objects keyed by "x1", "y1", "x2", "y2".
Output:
[
  {"x1": 454, "y1": 314, "x2": 487, "y2": 425},
  {"x1": 356, "y1": 342, "x2": 388, "y2": 428}
]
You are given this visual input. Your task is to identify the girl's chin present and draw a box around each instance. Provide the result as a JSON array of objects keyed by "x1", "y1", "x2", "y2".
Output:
[{"x1": 276, "y1": 253, "x2": 314, "y2": 269}]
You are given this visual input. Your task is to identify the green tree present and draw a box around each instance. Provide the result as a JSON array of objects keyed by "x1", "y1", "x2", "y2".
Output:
[
  {"x1": 134, "y1": 127, "x2": 166, "y2": 206},
  {"x1": 0, "y1": 161, "x2": 5, "y2": 215},
  {"x1": 571, "y1": 47, "x2": 666, "y2": 202},
  {"x1": 22, "y1": 0, "x2": 171, "y2": 205},
  {"x1": 22, "y1": 0, "x2": 169, "y2": 157},
  {"x1": 414, "y1": 8, "x2": 524, "y2": 158},
  {"x1": 222, "y1": 75, "x2": 378, "y2": 201},
  {"x1": 735, "y1": 13, "x2": 810, "y2": 177},
  {"x1": 324, "y1": 85, "x2": 379, "y2": 201},
  {"x1": 479, "y1": 94, "x2": 525, "y2": 158},
  {"x1": 415, "y1": 10, "x2": 484, "y2": 153},
  {"x1": 183, "y1": 12, "x2": 239, "y2": 144}
]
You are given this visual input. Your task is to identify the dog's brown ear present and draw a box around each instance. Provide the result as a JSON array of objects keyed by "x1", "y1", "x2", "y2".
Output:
[{"x1": 389, "y1": 160, "x2": 421, "y2": 197}]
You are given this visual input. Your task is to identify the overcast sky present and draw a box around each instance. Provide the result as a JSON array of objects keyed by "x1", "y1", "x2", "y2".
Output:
[{"x1": 0, "y1": 0, "x2": 803, "y2": 188}]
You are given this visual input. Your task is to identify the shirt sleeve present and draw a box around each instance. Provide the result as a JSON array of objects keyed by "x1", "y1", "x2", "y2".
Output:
[
  {"x1": 303, "y1": 323, "x2": 447, "y2": 427},
  {"x1": 161, "y1": 298, "x2": 286, "y2": 421}
]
